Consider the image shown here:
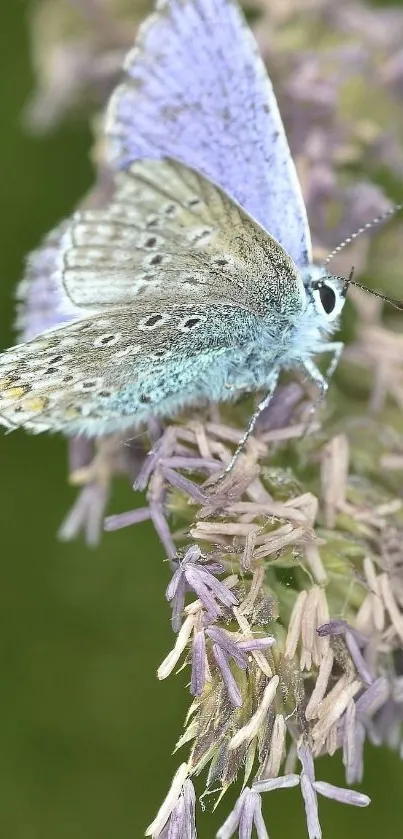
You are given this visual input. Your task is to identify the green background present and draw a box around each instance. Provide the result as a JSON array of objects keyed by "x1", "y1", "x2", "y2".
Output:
[{"x1": 0, "y1": 1, "x2": 402, "y2": 837}]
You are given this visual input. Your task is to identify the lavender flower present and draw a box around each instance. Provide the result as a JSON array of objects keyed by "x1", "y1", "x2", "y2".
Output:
[
  {"x1": 207, "y1": 627, "x2": 275, "y2": 707},
  {"x1": 141, "y1": 415, "x2": 403, "y2": 838},
  {"x1": 166, "y1": 545, "x2": 238, "y2": 632},
  {"x1": 159, "y1": 569, "x2": 274, "y2": 707},
  {"x1": 253, "y1": 743, "x2": 370, "y2": 839},
  {"x1": 337, "y1": 677, "x2": 390, "y2": 783},
  {"x1": 146, "y1": 764, "x2": 196, "y2": 838},
  {"x1": 216, "y1": 788, "x2": 270, "y2": 839}
]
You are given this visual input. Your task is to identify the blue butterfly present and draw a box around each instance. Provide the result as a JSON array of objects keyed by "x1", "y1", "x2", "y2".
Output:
[{"x1": 0, "y1": 0, "x2": 345, "y2": 462}]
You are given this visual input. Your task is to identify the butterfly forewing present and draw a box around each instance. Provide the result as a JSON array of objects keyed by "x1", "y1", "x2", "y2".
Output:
[
  {"x1": 60, "y1": 158, "x2": 305, "y2": 317},
  {"x1": 106, "y1": 0, "x2": 312, "y2": 267}
]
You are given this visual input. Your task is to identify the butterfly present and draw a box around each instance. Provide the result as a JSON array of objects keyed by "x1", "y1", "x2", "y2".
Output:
[{"x1": 0, "y1": 0, "x2": 346, "y2": 457}]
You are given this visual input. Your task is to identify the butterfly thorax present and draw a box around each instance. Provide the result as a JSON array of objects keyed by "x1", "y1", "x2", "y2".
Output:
[{"x1": 261, "y1": 265, "x2": 346, "y2": 370}]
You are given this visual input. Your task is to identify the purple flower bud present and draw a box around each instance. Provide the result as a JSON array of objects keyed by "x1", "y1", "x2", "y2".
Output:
[
  {"x1": 212, "y1": 644, "x2": 242, "y2": 708},
  {"x1": 313, "y1": 781, "x2": 370, "y2": 807},
  {"x1": 191, "y1": 630, "x2": 207, "y2": 696},
  {"x1": 217, "y1": 789, "x2": 270, "y2": 839},
  {"x1": 206, "y1": 626, "x2": 248, "y2": 669}
]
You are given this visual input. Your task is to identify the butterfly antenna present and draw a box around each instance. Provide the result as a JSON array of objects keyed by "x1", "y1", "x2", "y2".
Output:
[
  {"x1": 323, "y1": 203, "x2": 403, "y2": 312},
  {"x1": 342, "y1": 268, "x2": 403, "y2": 312},
  {"x1": 324, "y1": 202, "x2": 403, "y2": 266}
]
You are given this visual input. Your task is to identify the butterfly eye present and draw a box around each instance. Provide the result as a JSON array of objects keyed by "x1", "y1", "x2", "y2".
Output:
[
  {"x1": 319, "y1": 283, "x2": 336, "y2": 315},
  {"x1": 310, "y1": 274, "x2": 346, "y2": 322}
]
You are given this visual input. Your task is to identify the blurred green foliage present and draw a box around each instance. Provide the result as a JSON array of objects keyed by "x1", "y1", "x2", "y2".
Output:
[{"x1": 0, "y1": 2, "x2": 402, "y2": 837}]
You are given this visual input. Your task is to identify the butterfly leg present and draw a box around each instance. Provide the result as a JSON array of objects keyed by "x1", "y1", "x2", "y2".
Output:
[
  {"x1": 303, "y1": 341, "x2": 344, "y2": 397},
  {"x1": 302, "y1": 341, "x2": 344, "y2": 435},
  {"x1": 322, "y1": 341, "x2": 345, "y2": 382},
  {"x1": 224, "y1": 369, "x2": 280, "y2": 474}
]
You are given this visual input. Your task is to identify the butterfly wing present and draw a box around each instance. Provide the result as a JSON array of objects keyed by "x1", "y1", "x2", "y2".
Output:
[
  {"x1": 0, "y1": 299, "x2": 280, "y2": 436},
  {"x1": 15, "y1": 175, "x2": 119, "y2": 341},
  {"x1": 5, "y1": 158, "x2": 307, "y2": 437},
  {"x1": 16, "y1": 222, "x2": 83, "y2": 341},
  {"x1": 59, "y1": 158, "x2": 305, "y2": 314},
  {"x1": 105, "y1": 0, "x2": 312, "y2": 268}
]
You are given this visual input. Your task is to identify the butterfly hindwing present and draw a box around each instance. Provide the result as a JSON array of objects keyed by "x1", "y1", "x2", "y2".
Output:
[
  {"x1": 16, "y1": 222, "x2": 83, "y2": 341},
  {"x1": 0, "y1": 299, "x2": 282, "y2": 436}
]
